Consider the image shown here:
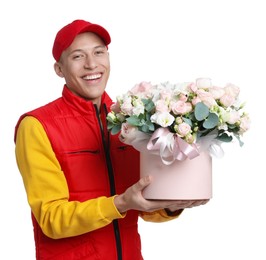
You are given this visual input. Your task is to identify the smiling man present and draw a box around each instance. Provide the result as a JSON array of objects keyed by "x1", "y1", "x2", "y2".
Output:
[
  {"x1": 54, "y1": 31, "x2": 110, "y2": 106},
  {"x1": 14, "y1": 19, "x2": 209, "y2": 260}
]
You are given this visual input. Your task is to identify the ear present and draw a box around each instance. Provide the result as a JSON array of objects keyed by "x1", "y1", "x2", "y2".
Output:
[{"x1": 54, "y1": 62, "x2": 64, "y2": 78}]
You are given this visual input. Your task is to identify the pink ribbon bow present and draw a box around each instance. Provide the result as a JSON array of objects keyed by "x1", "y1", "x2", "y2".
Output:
[{"x1": 147, "y1": 128, "x2": 200, "y2": 165}]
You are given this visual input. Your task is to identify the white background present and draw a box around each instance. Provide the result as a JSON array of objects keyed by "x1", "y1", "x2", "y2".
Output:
[{"x1": 1, "y1": 0, "x2": 265, "y2": 259}]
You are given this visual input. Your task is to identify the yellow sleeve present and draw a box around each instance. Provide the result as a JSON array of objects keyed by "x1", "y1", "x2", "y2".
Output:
[
  {"x1": 15, "y1": 116, "x2": 124, "y2": 239},
  {"x1": 139, "y1": 209, "x2": 183, "y2": 223}
]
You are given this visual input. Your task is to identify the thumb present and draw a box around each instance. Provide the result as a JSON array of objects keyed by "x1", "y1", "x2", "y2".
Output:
[{"x1": 135, "y1": 175, "x2": 152, "y2": 191}]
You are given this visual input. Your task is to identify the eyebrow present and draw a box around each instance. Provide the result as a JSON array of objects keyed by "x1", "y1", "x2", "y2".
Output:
[
  {"x1": 73, "y1": 45, "x2": 106, "y2": 52},
  {"x1": 68, "y1": 45, "x2": 106, "y2": 55}
]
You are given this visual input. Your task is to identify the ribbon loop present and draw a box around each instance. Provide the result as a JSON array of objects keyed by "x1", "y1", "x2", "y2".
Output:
[
  {"x1": 147, "y1": 128, "x2": 200, "y2": 165},
  {"x1": 128, "y1": 128, "x2": 224, "y2": 165}
]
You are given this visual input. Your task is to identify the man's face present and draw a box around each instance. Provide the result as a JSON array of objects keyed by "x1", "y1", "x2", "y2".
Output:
[{"x1": 55, "y1": 32, "x2": 110, "y2": 107}]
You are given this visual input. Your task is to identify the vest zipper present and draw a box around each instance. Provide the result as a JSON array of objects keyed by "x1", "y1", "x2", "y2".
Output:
[{"x1": 95, "y1": 104, "x2": 123, "y2": 260}]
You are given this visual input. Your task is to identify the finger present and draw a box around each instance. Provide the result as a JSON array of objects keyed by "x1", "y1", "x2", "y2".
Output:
[
  {"x1": 195, "y1": 199, "x2": 209, "y2": 206},
  {"x1": 134, "y1": 176, "x2": 152, "y2": 192},
  {"x1": 188, "y1": 199, "x2": 210, "y2": 208}
]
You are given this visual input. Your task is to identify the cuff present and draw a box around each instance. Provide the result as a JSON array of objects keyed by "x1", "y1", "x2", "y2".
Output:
[
  {"x1": 164, "y1": 208, "x2": 184, "y2": 217},
  {"x1": 99, "y1": 196, "x2": 127, "y2": 220}
]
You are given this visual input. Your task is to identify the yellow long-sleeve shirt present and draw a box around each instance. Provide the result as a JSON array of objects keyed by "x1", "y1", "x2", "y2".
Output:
[{"x1": 15, "y1": 116, "x2": 181, "y2": 239}]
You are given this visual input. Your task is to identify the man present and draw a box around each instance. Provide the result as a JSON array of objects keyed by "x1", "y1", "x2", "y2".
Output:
[{"x1": 15, "y1": 19, "x2": 209, "y2": 260}]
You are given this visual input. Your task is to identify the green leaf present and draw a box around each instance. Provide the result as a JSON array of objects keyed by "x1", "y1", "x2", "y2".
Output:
[
  {"x1": 111, "y1": 124, "x2": 122, "y2": 135},
  {"x1": 147, "y1": 121, "x2": 155, "y2": 131},
  {"x1": 216, "y1": 133, "x2": 233, "y2": 142},
  {"x1": 145, "y1": 113, "x2": 151, "y2": 121},
  {"x1": 107, "y1": 123, "x2": 114, "y2": 130},
  {"x1": 106, "y1": 117, "x2": 114, "y2": 124},
  {"x1": 141, "y1": 99, "x2": 149, "y2": 105},
  {"x1": 234, "y1": 134, "x2": 244, "y2": 147},
  {"x1": 227, "y1": 124, "x2": 240, "y2": 134},
  {"x1": 126, "y1": 115, "x2": 141, "y2": 126},
  {"x1": 203, "y1": 112, "x2": 219, "y2": 129},
  {"x1": 142, "y1": 98, "x2": 155, "y2": 113},
  {"x1": 183, "y1": 117, "x2": 192, "y2": 127},
  {"x1": 145, "y1": 101, "x2": 155, "y2": 113},
  {"x1": 140, "y1": 124, "x2": 150, "y2": 133},
  {"x1": 195, "y1": 102, "x2": 209, "y2": 121}
]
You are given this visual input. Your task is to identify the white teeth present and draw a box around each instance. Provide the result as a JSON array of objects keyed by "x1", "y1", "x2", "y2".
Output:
[{"x1": 83, "y1": 74, "x2": 101, "y2": 80}]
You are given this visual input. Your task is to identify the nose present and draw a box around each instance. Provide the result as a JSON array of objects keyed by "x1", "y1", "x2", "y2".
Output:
[{"x1": 84, "y1": 55, "x2": 97, "y2": 69}]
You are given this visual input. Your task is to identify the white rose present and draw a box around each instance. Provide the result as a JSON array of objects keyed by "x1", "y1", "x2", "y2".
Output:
[{"x1": 150, "y1": 112, "x2": 175, "y2": 127}]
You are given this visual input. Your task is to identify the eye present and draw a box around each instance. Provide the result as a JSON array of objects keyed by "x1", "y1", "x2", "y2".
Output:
[
  {"x1": 95, "y1": 50, "x2": 105, "y2": 55},
  {"x1": 71, "y1": 51, "x2": 85, "y2": 60},
  {"x1": 73, "y1": 54, "x2": 84, "y2": 60},
  {"x1": 94, "y1": 47, "x2": 107, "y2": 56}
]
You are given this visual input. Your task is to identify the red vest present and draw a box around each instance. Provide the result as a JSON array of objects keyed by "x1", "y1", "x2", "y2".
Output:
[{"x1": 15, "y1": 86, "x2": 143, "y2": 260}]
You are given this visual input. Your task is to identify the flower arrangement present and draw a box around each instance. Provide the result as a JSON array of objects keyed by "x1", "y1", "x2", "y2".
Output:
[{"x1": 107, "y1": 78, "x2": 250, "y2": 164}]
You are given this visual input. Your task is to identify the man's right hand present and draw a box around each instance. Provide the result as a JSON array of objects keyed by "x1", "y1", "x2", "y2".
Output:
[{"x1": 114, "y1": 176, "x2": 209, "y2": 214}]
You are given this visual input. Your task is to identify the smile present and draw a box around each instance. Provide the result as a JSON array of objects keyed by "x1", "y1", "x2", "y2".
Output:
[{"x1": 82, "y1": 73, "x2": 102, "y2": 80}]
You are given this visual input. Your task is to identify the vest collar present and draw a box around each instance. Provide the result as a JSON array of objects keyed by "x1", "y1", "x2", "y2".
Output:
[{"x1": 62, "y1": 85, "x2": 112, "y2": 114}]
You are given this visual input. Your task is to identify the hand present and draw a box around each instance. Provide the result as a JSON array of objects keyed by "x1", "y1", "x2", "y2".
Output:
[
  {"x1": 114, "y1": 176, "x2": 209, "y2": 213},
  {"x1": 165, "y1": 199, "x2": 210, "y2": 213}
]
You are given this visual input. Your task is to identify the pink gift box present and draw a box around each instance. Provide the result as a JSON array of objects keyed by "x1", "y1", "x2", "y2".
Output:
[{"x1": 140, "y1": 151, "x2": 212, "y2": 200}]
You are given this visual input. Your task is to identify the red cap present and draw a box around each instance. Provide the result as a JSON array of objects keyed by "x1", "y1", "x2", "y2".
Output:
[{"x1": 52, "y1": 19, "x2": 111, "y2": 61}]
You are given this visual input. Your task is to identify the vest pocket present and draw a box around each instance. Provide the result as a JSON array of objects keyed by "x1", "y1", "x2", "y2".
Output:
[{"x1": 60, "y1": 149, "x2": 108, "y2": 194}]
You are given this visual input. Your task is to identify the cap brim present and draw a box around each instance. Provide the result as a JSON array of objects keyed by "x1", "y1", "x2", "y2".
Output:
[{"x1": 79, "y1": 24, "x2": 111, "y2": 46}]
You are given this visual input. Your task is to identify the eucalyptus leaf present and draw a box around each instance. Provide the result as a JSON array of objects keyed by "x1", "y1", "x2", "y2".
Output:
[
  {"x1": 203, "y1": 112, "x2": 219, "y2": 129},
  {"x1": 183, "y1": 117, "x2": 192, "y2": 127},
  {"x1": 144, "y1": 100, "x2": 155, "y2": 112},
  {"x1": 126, "y1": 116, "x2": 141, "y2": 126},
  {"x1": 217, "y1": 133, "x2": 233, "y2": 142},
  {"x1": 141, "y1": 99, "x2": 149, "y2": 105},
  {"x1": 195, "y1": 102, "x2": 209, "y2": 121},
  {"x1": 107, "y1": 123, "x2": 114, "y2": 130},
  {"x1": 145, "y1": 113, "x2": 151, "y2": 121},
  {"x1": 111, "y1": 124, "x2": 121, "y2": 135},
  {"x1": 140, "y1": 124, "x2": 150, "y2": 133},
  {"x1": 147, "y1": 122, "x2": 155, "y2": 131},
  {"x1": 234, "y1": 134, "x2": 244, "y2": 147}
]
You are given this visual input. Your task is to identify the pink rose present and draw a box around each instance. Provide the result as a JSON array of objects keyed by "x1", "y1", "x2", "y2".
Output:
[
  {"x1": 227, "y1": 110, "x2": 240, "y2": 124},
  {"x1": 191, "y1": 96, "x2": 201, "y2": 106},
  {"x1": 188, "y1": 83, "x2": 197, "y2": 92},
  {"x1": 159, "y1": 89, "x2": 172, "y2": 100},
  {"x1": 239, "y1": 115, "x2": 251, "y2": 134},
  {"x1": 120, "y1": 96, "x2": 133, "y2": 115},
  {"x1": 171, "y1": 101, "x2": 192, "y2": 115},
  {"x1": 129, "y1": 81, "x2": 153, "y2": 97},
  {"x1": 224, "y1": 83, "x2": 240, "y2": 98},
  {"x1": 219, "y1": 83, "x2": 240, "y2": 107},
  {"x1": 176, "y1": 122, "x2": 191, "y2": 137},
  {"x1": 178, "y1": 93, "x2": 188, "y2": 102},
  {"x1": 155, "y1": 99, "x2": 169, "y2": 113},
  {"x1": 219, "y1": 94, "x2": 236, "y2": 107},
  {"x1": 196, "y1": 89, "x2": 217, "y2": 107},
  {"x1": 110, "y1": 102, "x2": 121, "y2": 113},
  {"x1": 209, "y1": 86, "x2": 225, "y2": 99}
]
